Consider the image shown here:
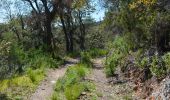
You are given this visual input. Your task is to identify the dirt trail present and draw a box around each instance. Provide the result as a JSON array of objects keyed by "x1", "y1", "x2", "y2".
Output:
[
  {"x1": 29, "y1": 58, "x2": 79, "y2": 100},
  {"x1": 86, "y1": 57, "x2": 133, "y2": 100}
]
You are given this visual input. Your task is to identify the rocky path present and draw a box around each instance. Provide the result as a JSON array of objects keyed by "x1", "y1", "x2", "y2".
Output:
[
  {"x1": 86, "y1": 57, "x2": 133, "y2": 100},
  {"x1": 29, "y1": 58, "x2": 79, "y2": 100},
  {"x1": 29, "y1": 57, "x2": 133, "y2": 100}
]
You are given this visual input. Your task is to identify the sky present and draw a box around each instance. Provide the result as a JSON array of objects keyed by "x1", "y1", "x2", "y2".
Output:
[
  {"x1": 92, "y1": 6, "x2": 105, "y2": 21},
  {"x1": 0, "y1": 0, "x2": 106, "y2": 23}
]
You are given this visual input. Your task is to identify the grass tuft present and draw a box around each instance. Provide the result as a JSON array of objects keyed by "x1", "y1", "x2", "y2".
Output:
[{"x1": 52, "y1": 64, "x2": 95, "y2": 100}]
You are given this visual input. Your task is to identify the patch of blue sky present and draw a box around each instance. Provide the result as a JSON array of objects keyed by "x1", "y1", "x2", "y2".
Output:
[{"x1": 0, "y1": 0, "x2": 105, "y2": 23}]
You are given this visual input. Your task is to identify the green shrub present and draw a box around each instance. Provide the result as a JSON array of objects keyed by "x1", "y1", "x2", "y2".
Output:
[
  {"x1": 27, "y1": 68, "x2": 45, "y2": 84},
  {"x1": 0, "y1": 80, "x2": 10, "y2": 92},
  {"x1": 26, "y1": 49, "x2": 62, "y2": 69},
  {"x1": 67, "y1": 52, "x2": 80, "y2": 58},
  {"x1": 64, "y1": 65, "x2": 88, "y2": 87},
  {"x1": 51, "y1": 92, "x2": 65, "y2": 100},
  {"x1": 54, "y1": 78, "x2": 65, "y2": 92},
  {"x1": 0, "y1": 75, "x2": 36, "y2": 99},
  {"x1": 52, "y1": 64, "x2": 93, "y2": 100},
  {"x1": 80, "y1": 52, "x2": 92, "y2": 67},
  {"x1": 134, "y1": 51, "x2": 170, "y2": 78},
  {"x1": 105, "y1": 35, "x2": 130, "y2": 77},
  {"x1": 163, "y1": 52, "x2": 170, "y2": 73},
  {"x1": 10, "y1": 76, "x2": 34, "y2": 87},
  {"x1": 105, "y1": 50, "x2": 122, "y2": 77},
  {"x1": 111, "y1": 35, "x2": 130, "y2": 54},
  {"x1": 88, "y1": 48, "x2": 107, "y2": 58},
  {"x1": 135, "y1": 56, "x2": 149, "y2": 68},
  {"x1": 0, "y1": 67, "x2": 45, "y2": 98},
  {"x1": 54, "y1": 65, "x2": 88, "y2": 91},
  {"x1": 150, "y1": 55, "x2": 166, "y2": 78},
  {"x1": 10, "y1": 44, "x2": 28, "y2": 66},
  {"x1": 65, "y1": 83, "x2": 85, "y2": 100}
]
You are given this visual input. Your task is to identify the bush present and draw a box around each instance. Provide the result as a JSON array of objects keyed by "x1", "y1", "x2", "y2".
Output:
[
  {"x1": 65, "y1": 83, "x2": 85, "y2": 100},
  {"x1": 163, "y1": 53, "x2": 170, "y2": 73},
  {"x1": 150, "y1": 55, "x2": 166, "y2": 78},
  {"x1": 135, "y1": 56, "x2": 149, "y2": 69},
  {"x1": 67, "y1": 52, "x2": 80, "y2": 58},
  {"x1": 86, "y1": 32, "x2": 106, "y2": 49},
  {"x1": 105, "y1": 50, "x2": 122, "y2": 77},
  {"x1": 26, "y1": 48, "x2": 63, "y2": 69},
  {"x1": 0, "y1": 68, "x2": 45, "y2": 99},
  {"x1": 135, "y1": 51, "x2": 169, "y2": 78},
  {"x1": 105, "y1": 35, "x2": 130, "y2": 77},
  {"x1": 111, "y1": 35, "x2": 131, "y2": 54},
  {"x1": 88, "y1": 48, "x2": 107, "y2": 58},
  {"x1": 80, "y1": 52, "x2": 92, "y2": 67},
  {"x1": 0, "y1": 40, "x2": 13, "y2": 78},
  {"x1": 27, "y1": 68, "x2": 45, "y2": 84}
]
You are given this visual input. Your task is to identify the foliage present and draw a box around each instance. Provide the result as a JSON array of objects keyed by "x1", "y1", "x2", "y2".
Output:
[
  {"x1": 0, "y1": 40, "x2": 13, "y2": 78},
  {"x1": 86, "y1": 31, "x2": 106, "y2": 49},
  {"x1": 67, "y1": 52, "x2": 80, "y2": 58},
  {"x1": 87, "y1": 48, "x2": 107, "y2": 58},
  {"x1": 149, "y1": 52, "x2": 170, "y2": 78},
  {"x1": 135, "y1": 51, "x2": 170, "y2": 78},
  {"x1": 104, "y1": 0, "x2": 170, "y2": 52},
  {"x1": 150, "y1": 55, "x2": 166, "y2": 78},
  {"x1": 105, "y1": 35, "x2": 130, "y2": 76},
  {"x1": 103, "y1": 0, "x2": 170, "y2": 79},
  {"x1": 0, "y1": 39, "x2": 64, "y2": 78},
  {"x1": 52, "y1": 64, "x2": 95, "y2": 100},
  {"x1": 0, "y1": 68, "x2": 45, "y2": 99},
  {"x1": 105, "y1": 50, "x2": 121, "y2": 77},
  {"x1": 65, "y1": 83, "x2": 85, "y2": 100},
  {"x1": 163, "y1": 53, "x2": 170, "y2": 73},
  {"x1": 27, "y1": 68, "x2": 45, "y2": 84},
  {"x1": 0, "y1": 40, "x2": 63, "y2": 98},
  {"x1": 80, "y1": 52, "x2": 92, "y2": 67},
  {"x1": 26, "y1": 49, "x2": 63, "y2": 69},
  {"x1": 134, "y1": 49, "x2": 149, "y2": 68}
]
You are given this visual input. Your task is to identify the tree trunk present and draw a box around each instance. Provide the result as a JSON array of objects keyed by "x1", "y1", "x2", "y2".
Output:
[
  {"x1": 44, "y1": 19, "x2": 53, "y2": 53},
  {"x1": 67, "y1": 14, "x2": 74, "y2": 52},
  {"x1": 78, "y1": 10, "x2": 85, "y2": 50},
  {"x1": 60, "y1": 14, "x2": 73, "y2": 53}
]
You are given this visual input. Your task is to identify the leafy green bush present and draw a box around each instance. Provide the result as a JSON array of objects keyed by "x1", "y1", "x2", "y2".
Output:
[
  {"x1": 150, "y1": 55, "x2": 166, "y2": 78},
  {"x1": 0, "y1": 67, "x2": 45, "y2": 99},
  {"x1": 105, "y1": 50, "x2": 122, "y2": 77},
  {"x1": 88, "y1": 48, "x2": 107, "y2": 58},
  {"x1": 65, "y1": 83, "x2": 85, "y2": 100},
  {"x1": 163, "y1": 53, "x2": 170, "y2": 72},
  {"x1": 80, "y1": 52, "x2": 92, "y2": 67},
  {"x1": 27, "y1": 68, "x2": 45, "y2": 84},
  {"x1": 55, "y1": 65, "x2": 88, "y2": 90},
  {"x1": 111, "y1": 35, "x2": 131, "y2": 54},
  {"x1": 135, "y1": 56, "x2": 149, "y2": 69},
  {"x1": 86, "y1": 32, "x2": 106, "y2": 49},
  {"x1": 51, "y1": 91, "x2": 65, "y2": 100},
  {"x1": 134, "y1": 51, "x2": 170, "y2": 78},
  {"x1": 0, "y1": 40, "x2": 13, "y2": 78},
  {"x1": 26, "y1": 48, "x2": 63, "y2": 69},
  {"x1": 67, "y1": 52, "x2": 80, "y2": 58},
  {"x1": 105, "y1": 35, "x2": 130, "y2": 77}
]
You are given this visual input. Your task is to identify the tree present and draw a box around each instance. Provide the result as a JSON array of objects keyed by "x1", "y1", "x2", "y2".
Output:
[
  {"x1": 24, "y1": 0, "x2": 60, "y2": 55},
  {"x1": 58, "y1": 1, "x2": 74, "y2": 52},
  {"x1": 73, "y1": 0, "x2": 95, "y2": 50}
]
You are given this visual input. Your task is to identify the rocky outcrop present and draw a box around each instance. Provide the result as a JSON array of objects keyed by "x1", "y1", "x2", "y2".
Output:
[{"x1": 148, "y1": 77, "x2": 170, "y2": 100}]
